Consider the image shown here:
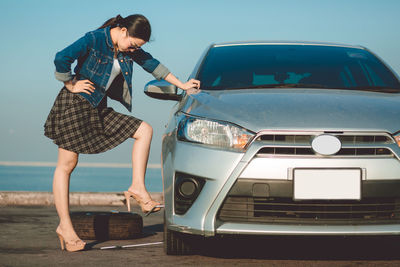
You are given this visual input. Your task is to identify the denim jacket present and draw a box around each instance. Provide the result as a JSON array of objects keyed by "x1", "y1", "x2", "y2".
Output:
[{"x1": 54, "y1": 26, "x2": 170, "y2": 111}]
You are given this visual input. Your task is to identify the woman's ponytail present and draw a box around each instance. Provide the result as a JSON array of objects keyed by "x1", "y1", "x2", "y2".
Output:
[
  {"x1": 98, "y1": 14, "x2": 151, "y2": 42},
  {"x1": 98, "y1": 14, "x2": 124, "y2": 29}
]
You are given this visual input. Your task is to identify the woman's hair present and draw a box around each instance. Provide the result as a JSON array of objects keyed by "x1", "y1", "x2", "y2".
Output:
[{"x1": 99, "y1": 14, "x2": 151, "y2": 42}]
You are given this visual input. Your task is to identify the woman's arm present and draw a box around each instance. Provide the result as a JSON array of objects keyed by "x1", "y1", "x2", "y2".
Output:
[
  {"x1": 54, "y1": 33, "x2": 95, "y2": 95},
  {"x1": 164, "y1": 73, "x2": 200, "y2": 91},
  {"x1": 54, "y1": 33, "x2": 91, "y2": 82},
  {"x1": 132, "y1": 49, "x2": 200, "y2": 91}
]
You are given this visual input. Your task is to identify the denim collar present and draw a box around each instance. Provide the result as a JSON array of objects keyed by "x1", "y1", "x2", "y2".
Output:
[{"x1": 105, "y1": 26, "x2": 114, "y2": 51}]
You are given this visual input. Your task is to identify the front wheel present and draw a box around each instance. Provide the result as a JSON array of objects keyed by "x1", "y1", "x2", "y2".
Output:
[{"x1": 164, "y1": 218, "x2": 195, "y2": 255}]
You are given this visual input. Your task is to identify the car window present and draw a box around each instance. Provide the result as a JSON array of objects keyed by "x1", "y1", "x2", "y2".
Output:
[{"x1": 197, "y1": 45, "x2": 400, "y2": 92}]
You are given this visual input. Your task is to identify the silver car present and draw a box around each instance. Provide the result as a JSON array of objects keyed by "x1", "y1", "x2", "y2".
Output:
[{"x1": 144, "y1": 41, "x2": 400, "y2": 255}]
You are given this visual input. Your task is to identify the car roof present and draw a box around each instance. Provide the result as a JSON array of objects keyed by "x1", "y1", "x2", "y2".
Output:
[{"x1": 213, "y1": 41, "x2": 366, "y2": 50}]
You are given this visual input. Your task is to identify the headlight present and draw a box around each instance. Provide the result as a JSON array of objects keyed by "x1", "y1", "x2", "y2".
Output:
[{"x1": 177, "y1": 115, "x2": 255, "y2": 150}]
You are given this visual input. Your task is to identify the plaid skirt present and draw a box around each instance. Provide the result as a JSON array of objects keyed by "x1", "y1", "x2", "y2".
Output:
[{"x1": 44, "y1": 87, "x2": 142, "y2": 154}]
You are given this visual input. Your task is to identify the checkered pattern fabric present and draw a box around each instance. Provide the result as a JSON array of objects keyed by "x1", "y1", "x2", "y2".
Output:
[{"x1": 44, "y1": 88, "x2": 142, "y2": 154}]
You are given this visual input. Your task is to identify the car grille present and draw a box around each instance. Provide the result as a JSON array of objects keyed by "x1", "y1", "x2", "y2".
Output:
[
  {"x1": 255, "y1": 133, "x2": 395, "y2": 157},
  {"x1": 218, "y1": 196, "x2": 400, "y2": 225}
]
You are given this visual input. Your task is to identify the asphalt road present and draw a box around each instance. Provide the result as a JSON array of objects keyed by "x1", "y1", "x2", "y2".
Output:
[{"x1": 1, "y1": 205, "x2": 400, "y2": 266}]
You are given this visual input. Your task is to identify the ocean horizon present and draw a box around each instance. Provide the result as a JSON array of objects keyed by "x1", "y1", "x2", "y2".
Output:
[
  {"x1": 0, "y1": 162, "x2": 163, "y2": 193},
  {"x1": 0, "y1": 161, "x2": 161, "y2": 168}
]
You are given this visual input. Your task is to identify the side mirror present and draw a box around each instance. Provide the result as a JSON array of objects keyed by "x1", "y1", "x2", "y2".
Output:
[{"x1": 144, "y1": 80, "x2": 181, "y2": 101}]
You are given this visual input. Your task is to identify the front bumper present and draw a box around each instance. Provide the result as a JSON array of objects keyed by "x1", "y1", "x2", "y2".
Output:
[
  {"x1": 165, "y1": 136, "x2": 400, "y2": 237},
  {"x1": 216, "y1": 223, "x2": 400, "y2": 236}
]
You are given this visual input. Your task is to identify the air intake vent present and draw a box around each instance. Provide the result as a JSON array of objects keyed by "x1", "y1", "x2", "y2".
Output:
[{"x1": 218, "y1": 196, "x2": 400, "y2": 225}]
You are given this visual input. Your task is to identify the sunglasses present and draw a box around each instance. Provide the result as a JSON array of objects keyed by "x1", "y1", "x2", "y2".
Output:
[
  {"x1": 127, "y1": 33, "x2": 142, "y2": 50},
  {"x1": 128, "y1": 41, "x2": 141, "y2": 50}
]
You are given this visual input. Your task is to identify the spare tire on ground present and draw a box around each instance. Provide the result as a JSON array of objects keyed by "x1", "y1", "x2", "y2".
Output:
[{"x1": 71, "y1": 211, "x2": 143, "y2": 240}]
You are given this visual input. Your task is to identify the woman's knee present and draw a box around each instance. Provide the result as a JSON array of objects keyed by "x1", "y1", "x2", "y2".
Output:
[
  {"x1": 56, "y1": 148, "x2": 78, "y2": 174},
  {"x1": 133, "y1": 121, "x2": 153, "y2": 139}
]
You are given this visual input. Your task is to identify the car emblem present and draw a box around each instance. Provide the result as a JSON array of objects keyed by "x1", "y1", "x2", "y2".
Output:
[{"x1": 311, "y1": 135, "x2": 342, "y2": 155}]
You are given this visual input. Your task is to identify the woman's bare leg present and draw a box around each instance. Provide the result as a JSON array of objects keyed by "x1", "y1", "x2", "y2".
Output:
[
  {"x1": 127, "y1": 121, "x2": 155, "y2": 200},
  {"x1": 53, "y1": 147, "x2": 81, "y2": 242}
]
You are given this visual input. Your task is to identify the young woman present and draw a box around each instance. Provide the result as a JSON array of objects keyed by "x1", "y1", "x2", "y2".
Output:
[{"x1": 44, "y1": 14, "x2": 200, "y2": 252}]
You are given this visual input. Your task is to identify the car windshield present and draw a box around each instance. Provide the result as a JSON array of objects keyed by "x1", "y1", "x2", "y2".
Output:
[{"x1": 197, "y1": 44, "x2": 400, "y2": 92}]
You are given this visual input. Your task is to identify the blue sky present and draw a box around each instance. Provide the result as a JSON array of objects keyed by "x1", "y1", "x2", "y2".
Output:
[{"x1": 1, "y1": 0, "x2": 400, "y2": 165}]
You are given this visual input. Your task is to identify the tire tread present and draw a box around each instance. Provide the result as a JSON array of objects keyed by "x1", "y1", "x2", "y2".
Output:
[{"x1": 71, "y1": 211, "x2": 143, "y2": 240}]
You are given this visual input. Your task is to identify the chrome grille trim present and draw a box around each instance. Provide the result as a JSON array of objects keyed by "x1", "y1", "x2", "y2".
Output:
[
  {"x1": 253, "y1": 131, "x2": 395, "y2": 157},
  {"x1": 257, "y1": 147, "x2": 393, "y2": 157},
  {"x1": 256, "y1": 133, "x2": 394, "y2": 144}
]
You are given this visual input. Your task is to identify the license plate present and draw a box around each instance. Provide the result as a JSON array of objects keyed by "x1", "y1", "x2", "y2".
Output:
[{"x1": 293, "y1": 169, "x2": 361, "y2": 200}]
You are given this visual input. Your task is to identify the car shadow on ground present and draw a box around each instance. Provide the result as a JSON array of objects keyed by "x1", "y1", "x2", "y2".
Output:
[
  {"x1": 196, "y1": 235, "x2": 400, "y2": 260},
  {"x1": 143, "y1": 223, "x2": 163, "y2": 233}
]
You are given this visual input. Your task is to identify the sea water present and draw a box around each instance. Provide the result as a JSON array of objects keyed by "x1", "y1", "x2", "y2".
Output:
[{"x1": 0, "y1": 165, "x2": 163, "y2": 192}]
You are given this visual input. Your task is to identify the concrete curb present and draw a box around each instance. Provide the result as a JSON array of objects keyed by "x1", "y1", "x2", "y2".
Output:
[{"x1": 0, "y1": 191, "x2": 163, "y2": 206}]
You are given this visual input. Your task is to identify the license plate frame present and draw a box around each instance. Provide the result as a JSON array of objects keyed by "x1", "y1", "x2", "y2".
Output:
[{"x1": 293, "y1": 168, "x2": 362, "y2": 201}]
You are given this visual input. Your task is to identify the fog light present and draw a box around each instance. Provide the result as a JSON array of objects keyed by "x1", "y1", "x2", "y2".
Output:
[
  {"x1": 178, "y1": 179, "x2": 198, "y2": 199},
  {"x1": 174, "y1": 173, "x2": 206, "y2": 215}
]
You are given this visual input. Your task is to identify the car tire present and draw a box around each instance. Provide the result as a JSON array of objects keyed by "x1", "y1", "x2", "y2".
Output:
[
  {"x1": 71, "y1": 211, "x2": 143, "y2": 240},
  {"x1": 164, "y1": 217, "x2": 195, "y2": 255}
]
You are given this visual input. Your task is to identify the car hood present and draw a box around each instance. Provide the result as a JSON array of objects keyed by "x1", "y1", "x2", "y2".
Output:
[{"x1": 181, "y1": 88, "x2": 400, "y2": 133}]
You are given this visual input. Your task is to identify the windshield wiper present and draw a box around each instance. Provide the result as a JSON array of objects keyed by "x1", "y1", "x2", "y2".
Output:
[
  {"x1": 208, "y1": 83, "x2": 330, "y2": 90},
  {"x1": 349, "y1": 86, "x2": 400, "y2": 93},
  {"x1": 275, "y1": 83, "x2": 329, "y2": 88},
  {"x1": 205, "y1": 84, "x2": 400, "y2": 92}
]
